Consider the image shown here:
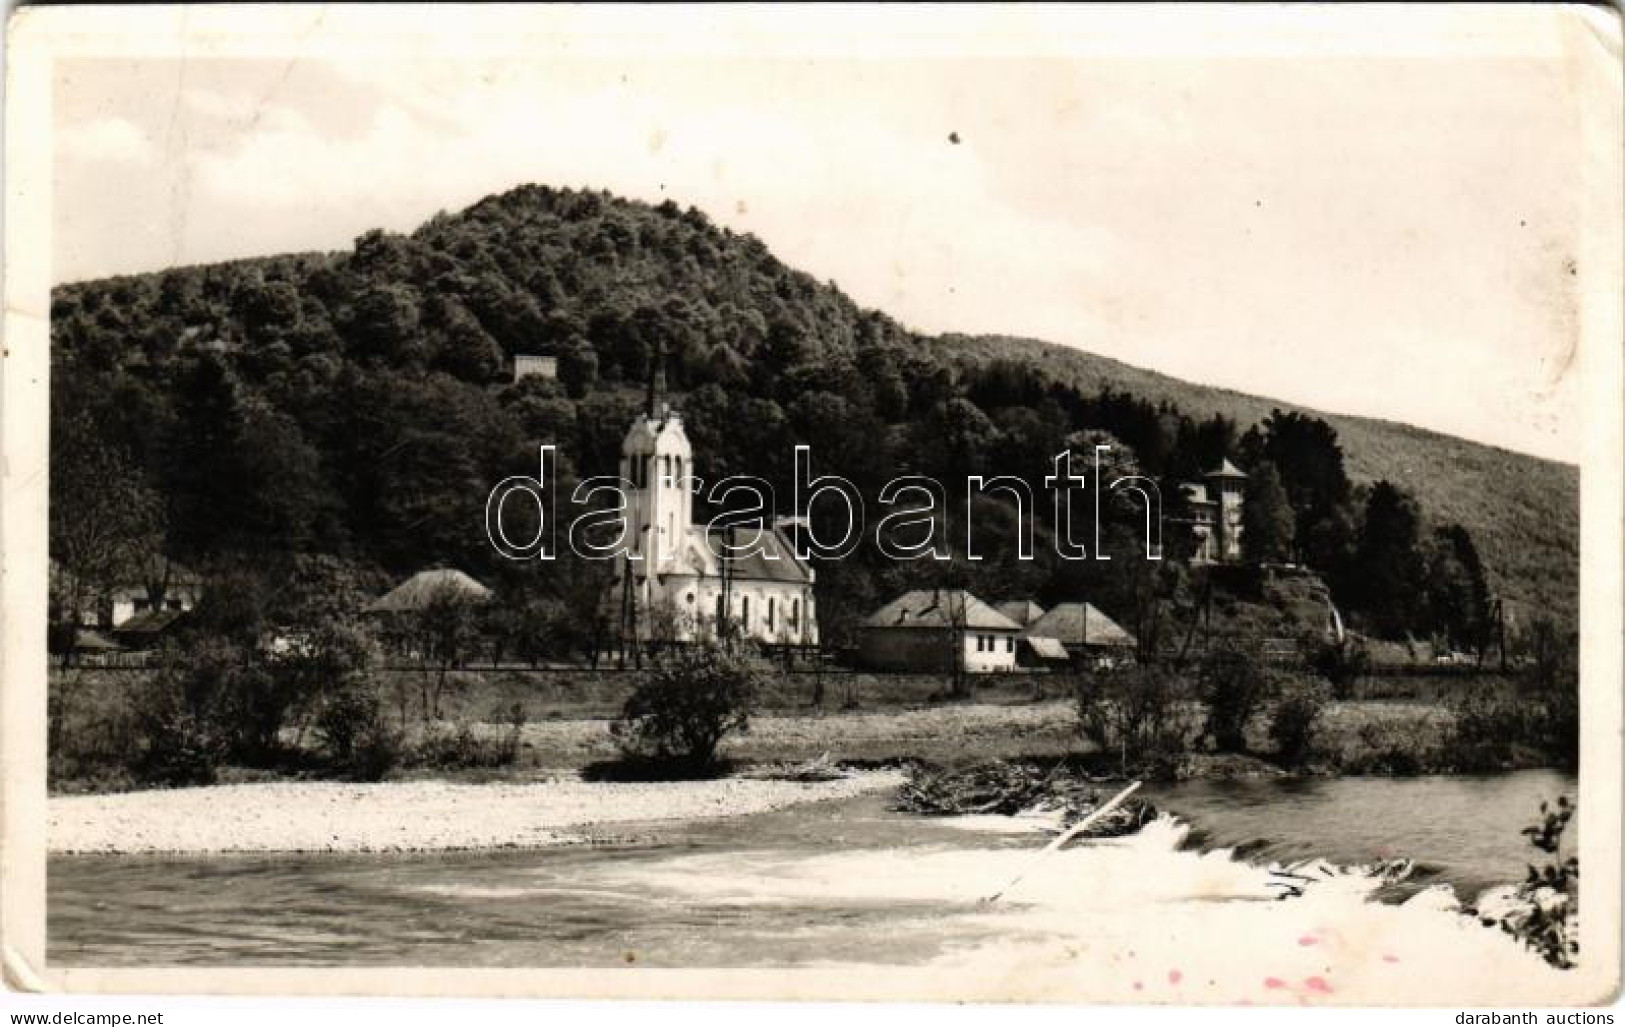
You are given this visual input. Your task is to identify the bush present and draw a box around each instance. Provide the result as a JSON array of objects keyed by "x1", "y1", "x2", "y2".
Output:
[
  {"x1": 1308, "y1": 637, "x2": 1369, "y2": 699},
  {"x1": 1267, "y1": 679, "x2": 1330, "y2": 768},
  {"x1": 1197, "y1": 644, "x2": 1276, "y2": 754},
  {"x1": 134, "y1": 706, "x2": 229, "y2": 787},
  {"x1": 409, "y1": 716, "x2": 522, "y2": 771},
  {"x1": 1449, "y1": 694, "x2": 1535, "y2": 771},
  {"x1": 1076, "y1": 666, "x2": 1199, "y2": 778},
  {"x1": 611, "y1": 641, "x2": 768, "y2": 773},
  {"x1": 314, "y1": 682, "x2": 402, "y2": 781},
  {"x1": 1491, "y1": 796, "x2": 1578, "y2": 969},
  {"x1": 1345, "y1": 716, "x2": 1442, "y2": 775}
]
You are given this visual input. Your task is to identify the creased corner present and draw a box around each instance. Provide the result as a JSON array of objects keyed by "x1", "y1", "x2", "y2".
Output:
[{"x1": 2, "y1": 944, "x2": 50, "y2": 994}]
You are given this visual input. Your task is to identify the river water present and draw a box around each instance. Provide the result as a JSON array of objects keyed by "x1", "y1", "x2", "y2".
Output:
[{"x1": 48, "y1": 769, "x2": 1575, "y2": 970}]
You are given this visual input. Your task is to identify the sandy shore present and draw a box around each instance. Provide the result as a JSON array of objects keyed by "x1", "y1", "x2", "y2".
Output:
[{"x1": 48, "y1": 770, "x2": 904, "y2": 855}]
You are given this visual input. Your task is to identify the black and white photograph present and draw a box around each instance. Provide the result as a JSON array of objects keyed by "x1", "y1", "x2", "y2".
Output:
[{"x1": 2, "y1": 2, "x2": 1621, "y2": 1014}]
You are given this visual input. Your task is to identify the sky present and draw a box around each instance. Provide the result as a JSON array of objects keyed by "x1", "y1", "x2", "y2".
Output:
[{"x1": 48, "y1": 7, "x2": 1592, "y2": 462}]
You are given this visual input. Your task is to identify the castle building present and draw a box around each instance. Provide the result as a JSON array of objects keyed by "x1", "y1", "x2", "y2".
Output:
[
  {"x1": 614, "y1": 392, "x2": 818, "y2": 647},
  {"x1": 1176, "y1": 458, "x2": 1248, "y2": 563}
]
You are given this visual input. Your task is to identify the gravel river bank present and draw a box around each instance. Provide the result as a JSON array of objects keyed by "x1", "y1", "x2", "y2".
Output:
[{"x1": 48, "y1": 771, "x2": 904, "y2": 854}]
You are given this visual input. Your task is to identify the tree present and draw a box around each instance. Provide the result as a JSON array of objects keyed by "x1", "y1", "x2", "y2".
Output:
[
  {"x1": 557, "y1": 335, "x2": 600, "y2": 398},
  {"x1": 48, "y1": 410, "x2": 166, "y2": 659},
  {"x1": 410, "y1": 584, "x2": 487, "y2": 722},
  {"x1": 1198, "y1": 636, "x2": 1277, "y2": 753},
  {"x1": 1241, "y1": 410, "x2": 1352, "y2": 568},
  {"x1": 1350, "y1": 481, "x2": 1428, "y2": 637},
  {"x1": 611, "y1": 641, "x2": 768, "y2": 773},
  {"x1": 1240, "y1": 461, "x2": 1295, "y2": 563},
  {"x1": 1424, "y1": 524, "x2": 1491, "y2": 655},
  {"x1": 346, "y1": 282, "x2": 423, "y2": 365}
]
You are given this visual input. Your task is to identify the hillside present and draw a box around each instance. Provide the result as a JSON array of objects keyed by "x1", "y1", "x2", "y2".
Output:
[
  {"x1": 48, "y1": 182, "x2": 1577, "y2": 643},
  {"x1": 937, "y1": 335, "x2": 1578, "y2": 626}
]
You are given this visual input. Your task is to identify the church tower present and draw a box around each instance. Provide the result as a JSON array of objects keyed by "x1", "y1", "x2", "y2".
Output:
[{"x1": 618, "y1": 351, "x2": 692, "y2": 575}]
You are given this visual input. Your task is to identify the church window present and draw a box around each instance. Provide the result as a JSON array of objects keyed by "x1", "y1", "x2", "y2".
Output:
[
  {"x1": 768, "y1": 597, "x2": 776, "y2": 631},
  {"x1": 1006, "y1": 637, "x2": 1015, "y2": 653},
  {"x1": 742, "y1": 595, "x2": 751, "y2": 625},
  {"x1": 715, "y1": 594, "x2": 724, "y2": 624},
  {"x1": 791, "y1": 599, "x2": 800, "y2": 628}
]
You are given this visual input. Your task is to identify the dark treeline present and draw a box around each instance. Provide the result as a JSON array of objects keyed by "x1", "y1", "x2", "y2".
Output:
[{"x1": 52, "y1": 183, "x2": 1505, "y2": 657}]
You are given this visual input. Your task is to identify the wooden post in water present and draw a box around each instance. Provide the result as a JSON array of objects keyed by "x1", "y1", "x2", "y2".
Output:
[{"x1": 980, "y1": 780, "x2": 1143, "y2": 905}]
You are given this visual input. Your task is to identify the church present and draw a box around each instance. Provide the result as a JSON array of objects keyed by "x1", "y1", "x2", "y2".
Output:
[{"x1": 614, "y1": 386, "x2": 819, "y2": 648}]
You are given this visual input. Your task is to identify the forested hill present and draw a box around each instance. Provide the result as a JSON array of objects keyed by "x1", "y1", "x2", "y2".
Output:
[
  {"x1": 49, "y1": 183, "x2": 1577, "y2": 641},
  {"x1": 937, "y1": 334, "x2": 1579, "y2": 626}
]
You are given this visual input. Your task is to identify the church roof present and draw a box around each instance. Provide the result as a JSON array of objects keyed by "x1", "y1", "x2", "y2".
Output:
[
  {"x1": 1204, "y1": 458, "x2": 1248, "y2": 479},
  {"x1": 862, "y1": 590, "x2": 1023, "y2": 632},
  {"x1": 668, "y1": 524, "x2": 815, "y2": 585},
  {"x1": 1026, "y1": 602, "x2": 1137, "y2": 648}
]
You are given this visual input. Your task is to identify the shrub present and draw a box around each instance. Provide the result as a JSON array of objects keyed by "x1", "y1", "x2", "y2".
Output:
[
  {"x1": 611, "y1": 641, "x2": 768, "y2": 773},
  {"x1": 1308, "y1": 637, "x2": 1369, "y2": 699},
  {"x1": 1267, "y1": 679, "x2": 1330, "y2": 767},
  {"x1": 1492, "y1": 796, "x2": 1578, "y2": 969},
  {"x1": 1197, "y1": 643, "x2": 1276, "y2": 753},
  {"x1": 409, "y1": 720, "x2": 517, "y2": 771},
  {"x1": 48, "y1": 670, "x2": 144, "y2": 792},
  {"x1": 134, "y1": 706, "x2": 229, "y2": 787},
  {"x1": 1076, "y1": 666, "x2": 1198, "y2": 778},
  {"x1": 314, "y1": 682, "x2": 402, "y2": 781},
  {"x1": 1449, "y1": 694, "x2": 1534, "y2": 771}
]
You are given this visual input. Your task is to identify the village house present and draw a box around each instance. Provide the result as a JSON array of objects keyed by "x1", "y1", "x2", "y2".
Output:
[
  {"x1": 858, "y1": 589, "x2": 1022, "y2": 673},
  {"x1": 362, "y1": 566, "x2": 496, "y2": 660},
  {"x1": 68, "y1": 559, "x2": 206, "y2": 630},
  {"x1": 1173, "y1": 458, "x2": 1248, "y2": 563},
  {"x1": 1024, "y1": 601, "x2": 1138, "y2": 667},
  {"x1": 364, "y1": 566, "x2": 494, "y2": 616},
  {"x1": 993, "y1": 599, "x2": 1047, "y2": 630},
  {"x1": 614, "y1": 386, "x2": 818, "y2": 648}
]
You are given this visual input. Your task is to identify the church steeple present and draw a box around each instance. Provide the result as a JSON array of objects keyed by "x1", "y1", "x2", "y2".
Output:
[
  {"x1": 621, "y1": 342, "x2": 691, "y2": 573},
  {"x1": 645, "y1": 339, "x2": 668, "y2": 419}
]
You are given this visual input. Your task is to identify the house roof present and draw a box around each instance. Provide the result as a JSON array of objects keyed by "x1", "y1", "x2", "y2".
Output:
[
  {"x1": 114, "y1": 609, "x2": 188, "y2": 636},
  {"x1": 1026, "y1": 602, "x2": 1137, "y2": 648},
  {"x1": 1023, "y1": 635, "x2": 1071, "y2": 660},
  {"x1": 365, "y1": 568, "x2": 493, "y2": 614},
  {"x1": 73, "y1": 628, "x2": 123, "y2": 652},
  {"x1": 1205, "y1": 458, "x2": 1248, "y2": 479},
  {"x1": 862, "y1": 590, "x2": 1023, "y2": 632},
  {"x1": 993, "y1": 600, "x2": 1047, "y2": 627}
]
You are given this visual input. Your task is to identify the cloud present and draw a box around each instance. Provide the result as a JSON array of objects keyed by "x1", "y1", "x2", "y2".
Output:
[{"x1": 57, "y1": 116, "x2": 156, "y2": 166}]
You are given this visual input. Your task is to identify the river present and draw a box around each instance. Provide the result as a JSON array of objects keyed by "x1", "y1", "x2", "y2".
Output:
[{"x1": 48, "y1": 769, "x2": 1575, "y2": 972}]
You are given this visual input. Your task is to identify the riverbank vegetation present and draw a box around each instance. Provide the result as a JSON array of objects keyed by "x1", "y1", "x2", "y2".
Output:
[{"x1": 49, "y1": 622, "x2": 1576, "y2": 795}]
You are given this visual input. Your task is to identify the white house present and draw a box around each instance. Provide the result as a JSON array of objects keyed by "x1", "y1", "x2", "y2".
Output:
[
  {"x1": 858, "y1": 589, "x2": 1023, "y2": 673},
  {"x1": 614, "y1": 397, "x2": 818, "y2": 647},
  {"x1": 73, "y1": 559, "x2": 205, "y2": 629},
  {"x1": 513, "y1": 354, "x2": 558, "y2": 383}
]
